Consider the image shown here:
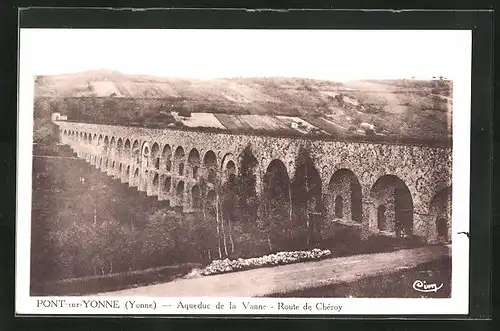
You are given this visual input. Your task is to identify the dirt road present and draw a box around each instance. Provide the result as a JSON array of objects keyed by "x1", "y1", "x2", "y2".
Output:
[{"x1": 98, "y1": 245, "x2": 451, "y2": 297}]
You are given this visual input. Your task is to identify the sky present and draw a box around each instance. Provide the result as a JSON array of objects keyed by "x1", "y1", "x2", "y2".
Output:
[{"x1": 20, "y1": 29, "x2": 471, "y2": 81}]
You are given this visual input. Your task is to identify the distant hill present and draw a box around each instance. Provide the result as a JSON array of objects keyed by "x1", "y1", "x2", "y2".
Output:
[{"x1": 33, "y1": 69, "x2": 453, "y2": 143}]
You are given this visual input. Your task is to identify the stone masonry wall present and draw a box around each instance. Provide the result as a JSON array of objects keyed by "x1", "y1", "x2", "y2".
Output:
[{"x1": 56, "y1": 121, "x2": 452, "y2": 243}]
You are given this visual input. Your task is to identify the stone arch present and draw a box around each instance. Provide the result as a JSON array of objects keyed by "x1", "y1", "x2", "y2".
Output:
[
  {"x1": 429, "y1": 186, "x2": 452, "y2": 243},
  {"x1": 220, "y1": 153, "x2": 236, "y2": 170},
  {"x1": 204, "y1": 150, "x2": 217, "y2": 183},
  {"x1": 141, "y1": 141, "x2": 150, "y2": 154},
  {"x1": 84, "y1": 132, "x2": 88, "y2": 141},
  {"x1": 225, "y1": 160, "x2": 236, "y2": 184},
  {"x1": 93, "y1": 133, "x2": 97, "y2": 143},
  {"x1": 188, "y1": 148, "x2": 201, "y2": 164},
  {"x1": 174, "y1": 146, "x2": 185, "y2": 176},
  {"x1": 140, "y1": 143, "x2": 151, "y2": 192},
  {"x1": 109, "y1": 137, "x2": 116, "y2": 159},
  {"x1": 63, "y1": 129, "x2": 67, "y2": 136},
  {"x1": 141, "y1": 142, "x2": 150, "y2": 169},
  {"x1": 162, "y1": 144, "x2": 172, "y2": 170},
  {"x1": 152, "y1": 173, "x2": 159, "y2": 195},
  {"x1": 221, "y1": 153, "x2": 237, "y2": 183},
  {"x1": 238, "y1": 146, "x2": 259, "y2": 193},
  {"x1": 191, "y1": 185, "x2": 202, "y2": 209},
  {"x1": 104, "y1": 135, "x2": 110, "y2": 153},
  {"x1": 327, "y1": 169, "x2": 362, "y2": 223},
  {"x1": 264, "y1": 159, "x2": 289, "y2": 185},
  {"x1": 377, "y1": 205, "x2": 387, "y2": 230},
  {"x1": 164, "y1": 176, "x2": 172, "y2": 193},
  {"x1": 205, "y1": 190, "x2": 217, "y2": 216},
  {"x1": 151, "y1": 142, "x2": 160, "y2": 169},
  {"x1": 262, "y1": 159, "x2": 291, "y2": 238},
  {"x1": 335, "y1": 195, "x2": 344, "y2": 219},
  {"x1": 188, "y1": 148, "x2": 201, "y2": 178},
  {"x1": 133, "y1": 167, "x2": 140, "y2": 186},
  {"x1": 436, "y1": 217, "x2": 448, "y2": 241},
  {"x1": 291, "y1": 153, "x2": 323, "y2": 242},
  {"x1": 204, "y1": 150, "x2": 217, "y2": 166},
  {"x1": 176, "y1": 181, "x2": 185, "y2": 202},
  {"x1": 117, "y1": 138, "x2": 123, "y2": 157},
  {"x1": 124, "y1": 139, "x2": 131, "y2": 156},
  {"x1": 97, "y1": 134, "x2": 103, "y2": 146},
  {"x1": 131, "y1": 140, "x2": 140, "y2": 164},
  {"x1": 370, "y1": 175, "x2": 414, "y2": 237}
]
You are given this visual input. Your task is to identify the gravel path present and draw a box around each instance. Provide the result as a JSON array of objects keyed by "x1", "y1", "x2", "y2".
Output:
[{"x1": 98, "y1": 245, "x2": 451, "y2": 297}]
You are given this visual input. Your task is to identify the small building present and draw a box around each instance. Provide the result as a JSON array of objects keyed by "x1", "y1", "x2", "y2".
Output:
[
  {"x1": 51, "y1": 113, "x2": 67, "y2": 122},
  {"x1": 360, "y1": 122, "x2": 374, "y2": 131},
  {"x1": 360, "y1": 122, "x2": 375, "y2": 134}
]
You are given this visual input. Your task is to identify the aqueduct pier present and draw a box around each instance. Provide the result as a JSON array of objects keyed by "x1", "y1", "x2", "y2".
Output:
[{"x1": 53, "y1": 119, "x2": 452, "y2": 244}]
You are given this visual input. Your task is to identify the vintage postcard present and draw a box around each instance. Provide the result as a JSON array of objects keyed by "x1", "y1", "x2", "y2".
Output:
[{"x1": 17, "y1": 28, "x2": 471, "y2": 315}]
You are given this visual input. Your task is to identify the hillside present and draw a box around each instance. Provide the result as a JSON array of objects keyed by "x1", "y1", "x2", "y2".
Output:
[{"x1": 33, "y1": 70, "x2": 453, "y2": 142}]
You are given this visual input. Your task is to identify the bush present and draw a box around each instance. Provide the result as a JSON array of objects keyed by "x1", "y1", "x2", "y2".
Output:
[
  {"x1": 200, "y1": 249, "x2": 331, "y2": 275},
  {"x1": 178, "y1": 109, "x2": 192, "y2": 118}
]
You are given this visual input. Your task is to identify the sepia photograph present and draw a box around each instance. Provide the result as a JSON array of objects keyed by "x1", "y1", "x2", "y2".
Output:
[{"x1": 16, "y1": 28, "x2": 472, "y2": 315}]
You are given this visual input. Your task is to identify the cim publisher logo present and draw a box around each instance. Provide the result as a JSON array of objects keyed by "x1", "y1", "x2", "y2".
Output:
[{"x1": 412, "y1": 280, "x2": 444, "y2": 293}]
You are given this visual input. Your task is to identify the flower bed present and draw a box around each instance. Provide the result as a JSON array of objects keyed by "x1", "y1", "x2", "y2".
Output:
[{"x1": 201, "y1": 249, "x2": 332, "y2": 276}]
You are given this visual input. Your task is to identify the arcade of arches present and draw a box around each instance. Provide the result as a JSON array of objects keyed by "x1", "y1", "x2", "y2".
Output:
[{"x1": 58, "y1": 125, "x2": 452, "y2": 244}]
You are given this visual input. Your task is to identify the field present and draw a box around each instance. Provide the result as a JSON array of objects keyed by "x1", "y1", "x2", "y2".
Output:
[
  {"x1": 303, "y1": 116, "x2": 349, "y2": 135},
  {"x1": 34, "y1": 70, "x2": 453, "y2": 143},
  {"x1": 175, "y1": 112, "x2": 226, "y2": 129},
  {"x1": 215, "y1": 114, "x2": 300, "y2": 134}
]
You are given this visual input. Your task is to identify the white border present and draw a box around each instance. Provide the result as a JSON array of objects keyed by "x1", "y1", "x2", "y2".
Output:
[{"x1": 16, "y1": 29, "x2": 471, "y2": 316}]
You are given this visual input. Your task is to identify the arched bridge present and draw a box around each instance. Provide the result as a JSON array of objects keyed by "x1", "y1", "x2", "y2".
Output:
[{"x1": 54, "y1": 119, "x2": 452, "y2": 244}]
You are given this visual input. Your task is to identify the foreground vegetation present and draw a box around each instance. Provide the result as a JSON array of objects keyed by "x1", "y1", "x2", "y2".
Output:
[{"x1": 31, "y1": 143, "x2": 425, "y2": 294}]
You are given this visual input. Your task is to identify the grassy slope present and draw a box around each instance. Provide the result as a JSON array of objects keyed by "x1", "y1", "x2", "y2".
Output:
[{"x1": 34, "y1": 70, "x2": 453, "y2": 140}]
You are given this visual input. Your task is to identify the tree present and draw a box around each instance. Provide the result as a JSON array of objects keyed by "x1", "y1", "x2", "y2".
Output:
[
  {"x1": 257, "y1": 161, "x2": 292, "y2": 252},
  {"x1": 235, "y1": 145, "x2": 259, "y2": 224},
  {"x1": 178, "y1": 108, "x2": 192, "y2": 118},
  {"x1": 291, "y1": 145, "x2": 323, "y2": 248}
]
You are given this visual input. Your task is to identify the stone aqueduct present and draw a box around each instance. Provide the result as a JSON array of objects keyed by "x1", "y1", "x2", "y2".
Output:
[{"x1": 54, "y1": 120, "x2": 453, "y2": 244}]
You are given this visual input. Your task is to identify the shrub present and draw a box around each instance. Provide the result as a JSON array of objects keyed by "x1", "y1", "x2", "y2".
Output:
[
  {"x1": 178, "y1": 109, "x2": 192, "y2": 118},
  {"x1": 200, "y1": 249, "x2": 331, "y2": 275}
]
